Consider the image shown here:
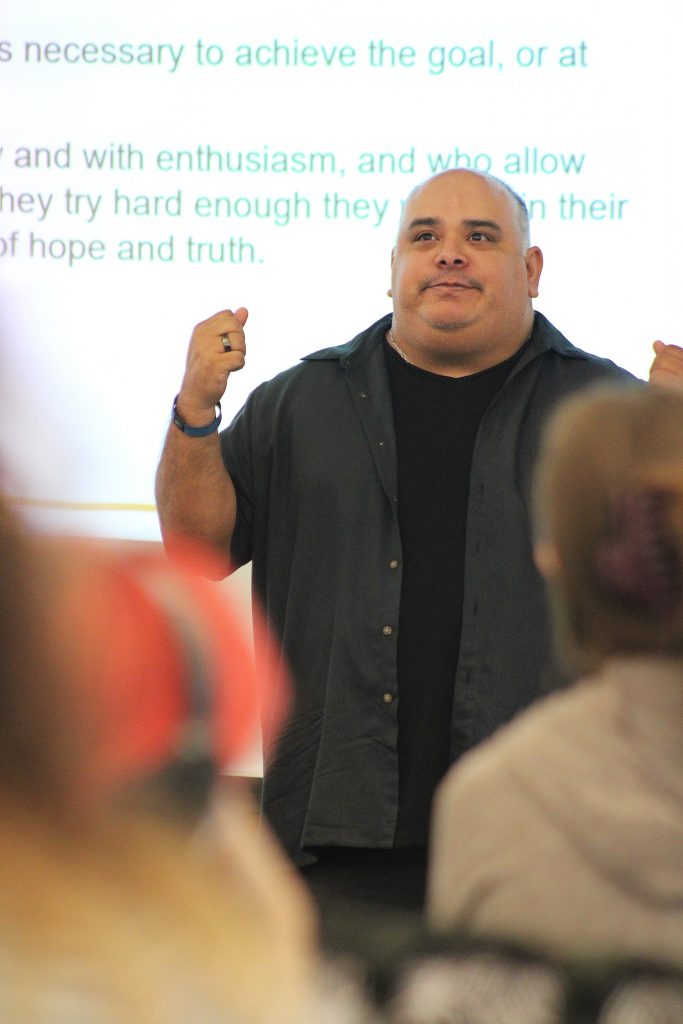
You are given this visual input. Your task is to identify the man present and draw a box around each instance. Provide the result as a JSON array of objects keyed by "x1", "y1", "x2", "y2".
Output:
[{"x1": 156, "y1": 170, "x2": 682, "y2": 912}]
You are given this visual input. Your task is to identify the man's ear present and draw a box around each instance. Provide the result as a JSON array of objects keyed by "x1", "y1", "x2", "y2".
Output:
[
  {"x1": 526, "y1": 246, "x2": 543, "y2": 299},
  {"x1": 534, "y1": 539, "x2": 561, "y2": 579}
]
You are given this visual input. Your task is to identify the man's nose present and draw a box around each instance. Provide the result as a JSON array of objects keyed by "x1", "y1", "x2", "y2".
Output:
[{"x1": 436, "y1": 240, "x2": 467, "y2": 266}]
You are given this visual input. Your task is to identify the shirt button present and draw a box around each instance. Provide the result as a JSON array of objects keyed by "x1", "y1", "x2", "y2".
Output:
[
  {"x1": 382, "y1": 625, "x2": 393, "y2": 636},
  {"x1": 383, "y1": 692, "x2": 394, "y2": 703},
  {"x1": 389, "y1": 560, "x2": 399, "y2": 570}
]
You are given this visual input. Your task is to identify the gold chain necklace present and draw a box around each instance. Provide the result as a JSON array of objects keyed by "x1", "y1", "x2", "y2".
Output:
[{"x1": 386, "y1": 328, "x2": 411, "y2": 364}]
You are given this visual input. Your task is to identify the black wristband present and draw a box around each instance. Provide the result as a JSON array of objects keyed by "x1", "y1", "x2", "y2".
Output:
[{"x1": 172, "y1": 395, "x2": 222, "y2": 437}]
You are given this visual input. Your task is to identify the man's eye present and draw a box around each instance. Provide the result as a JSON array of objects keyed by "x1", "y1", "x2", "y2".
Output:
[
  {"x1": 469, "y1": 231, "x2": 492, "y2": 242},
  {"x1": 415, "y1": 231, "x2": 436, "y2": 241}
]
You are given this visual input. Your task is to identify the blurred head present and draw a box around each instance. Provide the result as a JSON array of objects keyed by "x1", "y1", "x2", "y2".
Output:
[
  {"x1": 0, "y1": 515, "x2": 288, "y2": 825},
  {"x1": 45, "y1": 538, "x2": 289, "y2": 821},
  {"x1": 0, "y1": 506, "x2": 85, "y2": 815},
  {"x1": 390, "y1": 169, "x2": 543, "y2": 375},
  {"x1": 0, "y1": 518, "x2": 312, "y2": 1024},
  {"x1": 533, "y1": 385, "x2": 683, "y2": 673}
]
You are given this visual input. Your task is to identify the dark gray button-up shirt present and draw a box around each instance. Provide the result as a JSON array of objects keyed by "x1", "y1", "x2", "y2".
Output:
[{"x1": 220, "y1": 311, "x2": 636, "y2": 863}]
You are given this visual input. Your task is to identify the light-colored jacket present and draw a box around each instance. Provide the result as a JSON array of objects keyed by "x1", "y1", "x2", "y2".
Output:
[{"x1": 428, "y1": 656, "x2": 683, "y2": 969}]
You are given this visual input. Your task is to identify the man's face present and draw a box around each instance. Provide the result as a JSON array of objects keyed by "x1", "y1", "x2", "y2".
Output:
[{"x1": 390, "y1": 171, "x2": 542, "y2": 372}]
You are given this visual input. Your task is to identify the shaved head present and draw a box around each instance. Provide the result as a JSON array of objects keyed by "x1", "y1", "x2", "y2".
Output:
[
  {"x1": 399, "y1": 171, "x2": 531, "y2": 250},
  {"x1": 389, "y1": 168, "x2": 543, "y2": 376}
]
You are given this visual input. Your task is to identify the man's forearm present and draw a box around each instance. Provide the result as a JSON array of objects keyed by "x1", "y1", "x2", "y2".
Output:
[
  {"x1": 155, "y1": 426, "x2": 237, "y2": 575},
  {"x1": 156, "y1": 306, "x2": 249, "y2": 573}
]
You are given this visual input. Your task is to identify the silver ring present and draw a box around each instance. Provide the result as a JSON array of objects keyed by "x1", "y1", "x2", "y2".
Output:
[{"x1": 220, "y1": 334, "x2": 231, "y2": 351}]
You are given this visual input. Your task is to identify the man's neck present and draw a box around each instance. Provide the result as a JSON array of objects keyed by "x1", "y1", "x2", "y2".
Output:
[{"x1": 387, "y1": 314, "x2": 536, "y2": 378}]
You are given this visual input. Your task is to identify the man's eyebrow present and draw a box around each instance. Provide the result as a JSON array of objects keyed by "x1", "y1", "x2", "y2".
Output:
[
  {"x1": 404, "y1": 216, "x2": 503, "y2": 233},
  {"x1": 405, "y1": 216, "x2": 441, "y2": 232},
  {"x1": 463, "y1": 218, "x2": 502, "y2": 233}
]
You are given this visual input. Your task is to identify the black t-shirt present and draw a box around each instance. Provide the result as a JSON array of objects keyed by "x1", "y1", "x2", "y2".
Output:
[{"x1": 385, "y1": 338, "x2": 528, "y2": 845}]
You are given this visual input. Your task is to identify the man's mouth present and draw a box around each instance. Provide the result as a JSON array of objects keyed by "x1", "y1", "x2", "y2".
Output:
[{"x1": 422, "y1": 278, "x2": 482, "y2": 292}]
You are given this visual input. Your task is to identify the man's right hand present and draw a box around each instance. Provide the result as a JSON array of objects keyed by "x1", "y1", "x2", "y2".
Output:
[{"x1": 176, "y1": 307, "x2": 249, "y2": 425}]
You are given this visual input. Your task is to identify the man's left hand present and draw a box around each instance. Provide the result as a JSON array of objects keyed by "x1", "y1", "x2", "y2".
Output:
[{"x1": 648, "y1": 340, "x2": 683, "y2": 389}]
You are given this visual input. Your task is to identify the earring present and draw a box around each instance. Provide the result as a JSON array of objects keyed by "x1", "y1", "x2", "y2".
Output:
[{"x1": 387, "y1": 288, "x2": 393, "y2": 298}]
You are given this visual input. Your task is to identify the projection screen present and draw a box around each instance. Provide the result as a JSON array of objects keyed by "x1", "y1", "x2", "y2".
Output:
[{"x1": 1, "y1": 0, "x2": 680, "y2": 541}]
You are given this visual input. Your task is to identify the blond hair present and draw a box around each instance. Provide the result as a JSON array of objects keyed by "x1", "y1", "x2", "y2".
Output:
[
  {"x1": 533, "y1": 385, "x2": 683, "y2": 673},
  {"x1": 0, "y1": 513, "x2": 315, "y2": 1024}
]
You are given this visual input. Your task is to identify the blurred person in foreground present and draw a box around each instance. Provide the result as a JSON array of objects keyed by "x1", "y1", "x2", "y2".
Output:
[
  {"x1": 0, "y1": 505, "x2": 323, "y2": 1024},
  {"x1": 428, "y1": 385, "x2": 683, "y2": 969}
]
